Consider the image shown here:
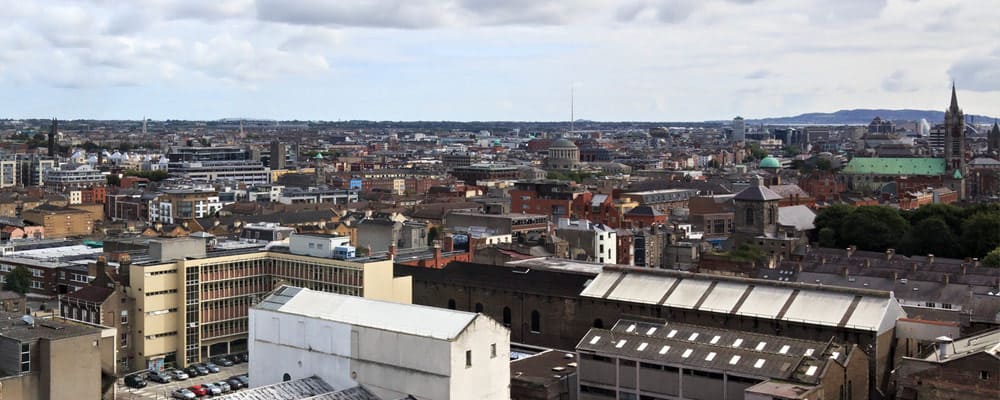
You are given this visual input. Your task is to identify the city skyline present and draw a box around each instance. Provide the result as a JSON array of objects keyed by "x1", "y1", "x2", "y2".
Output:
[{"x1": 0, "y1": 0, "x2": 998, "y2": 121}]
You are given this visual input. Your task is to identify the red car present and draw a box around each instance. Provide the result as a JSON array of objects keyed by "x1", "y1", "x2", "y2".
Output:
[{"x1": 188, "y1": 385, "x2": 208, "y2": 397}]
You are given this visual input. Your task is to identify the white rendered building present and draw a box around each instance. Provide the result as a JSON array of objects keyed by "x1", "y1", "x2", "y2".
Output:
[{"x1": 249, "y1": 286, "x2": 511, "y2": 400}]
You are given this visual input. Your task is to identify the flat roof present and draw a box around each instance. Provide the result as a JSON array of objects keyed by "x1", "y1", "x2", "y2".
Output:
[
  {"x1": 256, "y1": 286, "x2": 478, "y2": 341},
  {"x1": 0, "y1": 313, "x2": 101, "y2": 342}
]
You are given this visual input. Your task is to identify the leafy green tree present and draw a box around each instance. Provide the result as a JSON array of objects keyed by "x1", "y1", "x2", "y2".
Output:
[
  {"x1": 106, "y1": 174, "x2": 121, "y2": 186},
  {"x1": 961, "y1": 212, "x2": 1000, "y2": 259},
  {"x1": 902, "y1": 217, "x2": 960, "y2": 258},
  {"x1": 746, "y1": 143, "x2": 767, "y2": 161},
  {"x1": 3, "y1": 266, "x2": 32, "y2": 294},
  {"x1": 905, "y1": 204, "x2": 964, "y2": 235},
  {"x1": 840, "y1": 206, "x2": 909, "y2": 251},
  {"x1": 814, "y1": 204, "x2": 854, "y2": 247},
  {"x1": 983, "y1": 247, "x2": 1000, "y2": 268},
  {"x1": 815, "y1": 158, "x2": 832, "y2": 171},
  {"x1": 729, "y1": 243, "x2": 767, "y2": 264},
  {"x1": 818, "y1": 227, "x2": 836, "y2": 248}
]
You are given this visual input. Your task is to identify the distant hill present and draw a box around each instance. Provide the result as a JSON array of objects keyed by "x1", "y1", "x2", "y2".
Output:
[{"x1": 749, "y1": 109, "x2": 998, "y2": 126}]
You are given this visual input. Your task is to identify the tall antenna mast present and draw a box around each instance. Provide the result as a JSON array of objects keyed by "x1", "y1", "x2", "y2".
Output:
[{"x1": 570, "y1": 82, "x2": 575, "y2": 134}]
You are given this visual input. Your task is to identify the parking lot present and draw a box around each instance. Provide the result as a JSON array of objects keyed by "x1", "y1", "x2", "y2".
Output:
[{"x1": 116, "y1": 362, "x2": 248, "y2": 400}]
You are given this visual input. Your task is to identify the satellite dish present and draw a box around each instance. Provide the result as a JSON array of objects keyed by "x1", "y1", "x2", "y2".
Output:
[{"x1": 21, "y1": 315, "x2": 35, "y2": 327}]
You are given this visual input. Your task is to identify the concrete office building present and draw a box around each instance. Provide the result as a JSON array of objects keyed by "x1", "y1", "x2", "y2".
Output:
[
  {"x1": 249, "y1": 286, "x2": 510, "y2": 400},
  {"x1": 165, "y1": 146, "x2": 270, "y2": 185},
  {"x1": 577, "y1": 319, "x2": 868, "y2": 400},
  {"x1": 732, "y1": 116, "x2": 746, "y2": 142},
  {"x1": 125, "y1": 235, "x2": 412, "y2": 371},
  {"x1": 0, "y1": 313, "x2": 117, "y2": 400}
]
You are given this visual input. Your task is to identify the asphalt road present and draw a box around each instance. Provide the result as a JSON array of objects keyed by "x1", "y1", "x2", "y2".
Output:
[{"x1": 116, "y1": 363, "x2": 249, "y2": 400}]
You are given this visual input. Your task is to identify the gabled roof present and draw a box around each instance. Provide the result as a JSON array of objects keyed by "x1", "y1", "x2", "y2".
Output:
[
  {"x1": 734, "y1": 179, "x2": 782, "y2": 202},
  {"x1": 256, "y1": 286, "x2": 478, "y2": 341},
  {"x1": 843, "y1": 157, "x2": 946, "y2": 176},
  {"x1": 62, "y1": 286, "x2": 115, "y2": 303}
]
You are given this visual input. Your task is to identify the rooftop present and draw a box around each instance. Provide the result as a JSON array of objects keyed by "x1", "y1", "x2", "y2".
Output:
[
  {"x1": 843, "y1": 157, "x2": 946, "y2": 176},
  {"x1": 256, "y1": 286, "x2": 478, "y2": 341},
  {"x1": 580, "y1": 266, "x2": 905, "y2": 333},
  {"x1": 0, "y1": 313, "x2": 101, "y2": 343},
  {"x1": 578, "y1": 319, "x2": 840, "y2": 385}
]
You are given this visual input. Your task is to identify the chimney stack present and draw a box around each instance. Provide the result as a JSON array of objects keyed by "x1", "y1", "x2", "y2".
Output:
[
  {"x1": 886, "y1": 248, "x2": 895, "y2": 261},
  {"x1": 943, "y1": 274, "x2": 950, "y2": 285},
  {"x1": 936, "y1": 336, "x2": 953, "y2": 361},
  {"x1": 928, "y1": 254, "x2": 935, "y2": 264}
]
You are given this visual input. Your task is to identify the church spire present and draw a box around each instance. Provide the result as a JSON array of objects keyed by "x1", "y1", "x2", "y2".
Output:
[{"x1": 949, "y1": 82, "x2": 960, "y2": 112}]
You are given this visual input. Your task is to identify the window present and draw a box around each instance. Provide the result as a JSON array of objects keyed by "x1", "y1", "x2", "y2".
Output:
[
  {"x1": 530, "y1": 310, "x2": 541, "y2": 333},
  {"x1": 925, "y1": 301, "x2": 935, "y2": 308},
  {"x1": 745, "y1": 208, "x2": 754, "y2": 225},
  {"x1": 282, "y1": 373, "x2": 291, "y2": 382},
  {"x1": 120, "y1": 333, "x2": 128, "y2": 348},
  {"x1": 447, "y1": 299, "x2": 456, "y2": 310},
  {"x1": 475, "y1": 303, "x2": 483, "y2": 313},
  {"x1": 20, "y1": 343, "x2": 29, "y2": 372},
  {"x1": 502, "y1": 307, "x2": 511, "y2": 326},
  {"x1": 121, "y1": 310, "x2": 128, "y2": 325},
  {"x1": 465, "y1": 350, "x2": 472, "y2": 367},
  {"x1": 490, "y1": 343, "x2": 497, "y2": 358},
  {"x1": 981, "y1": 370, "x2": 991, "y2": 380},
  {"x1": 593, "y1": 319, "x2": 604, "y2": 329}
]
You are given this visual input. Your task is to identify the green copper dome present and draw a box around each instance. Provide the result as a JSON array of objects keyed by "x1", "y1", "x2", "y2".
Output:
[{"x1": 759, "y1": 155, "x2": 780, "y2": 169}]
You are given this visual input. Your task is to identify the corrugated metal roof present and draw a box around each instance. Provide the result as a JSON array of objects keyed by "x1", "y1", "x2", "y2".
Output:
[
  {"x1": 259, "y1": 286, "x2": 477, "y2": 341},
  {"x1": 215, "y1": 376, "x2": 334, "y2": 400},
  {"x1": 580, "y1": 267, "x2": 905, "y2": 333}
]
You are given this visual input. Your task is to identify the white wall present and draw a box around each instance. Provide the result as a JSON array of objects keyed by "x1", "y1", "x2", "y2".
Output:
[
  {"x1": 251, "y1": 308, "x2": 509, "y2": 399},
  {"x1": 449, "y1": 316, "x2": 511, "y2": 400},
  {"x1": 288, "y1": 235, "x2": 350, "y2": 258}
]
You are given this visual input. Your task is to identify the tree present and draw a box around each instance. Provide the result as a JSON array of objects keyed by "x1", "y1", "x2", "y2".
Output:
[
  {"x1": 818, "y1": 227, "x2": 836, "y2": 247},
  {"x1": 983, "y1": 247, "x2": 1000, "y2": 268},
  {"x1": 746, "y1": 143, "x2": 767, "y2": 161},
  {"x1": 902, "y1": 217, "x2": 960, "y2": 258},
  {"x1": 815, "y1": 158, "x2": 832, "y2": 171},
  {"x1": 729, "y1": 243, "x2": 767, "y2": 265},
  {"x1": 106, "y1": 174, "x2": 121, "y2": 186},
  {"x1": 839, "y1": 206, "x2": 909, "y2": 252},
  {"x1": 3, "y1": 266, "x2": 32, "y2": 294},
  {"x1": 961, "y1": 212, "x2": 1000, "y2": 259},
  {"x1": 814, "y1": 204, "x2": 854, "y2": 247}
]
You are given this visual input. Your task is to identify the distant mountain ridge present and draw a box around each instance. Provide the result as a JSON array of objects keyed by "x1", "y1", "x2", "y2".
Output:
[{"x1": 749, "y1": 109, "x2": 998, "y2": 125}]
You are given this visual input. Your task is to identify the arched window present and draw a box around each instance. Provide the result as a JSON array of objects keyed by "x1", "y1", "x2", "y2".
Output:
[
  {"x1": 282, "y1": 373, "x2": 291, "y2": 382},
  {"x1": 593, "y1": 319, "x2": 604, "y2": 329},
  {"x1": 745, "y1": 208, "x2": 754, "y2": 225},
  {"x1": 502, "y1": 307, "x2": 511, "y2": 326},
  {"x1": 530, "y1": 310, "x2": 541, "y2": 333},
  {"x1": 447, "y1": 299, "x2": 456, "y2": 310},
  {"x1": 474, "y1": 303, "x2": 483, "y2": 313}
]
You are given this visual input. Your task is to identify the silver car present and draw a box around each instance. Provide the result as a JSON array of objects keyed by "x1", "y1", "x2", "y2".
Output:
[
  {"x1": 169, "y1": 369, "x2": 189, "y2": 381},
  {"x1": 172, "y1": 388, "x2": 196, "y2": 399},
  {"x1": 215, "y1": 381, "x2": 231, "y2": 393},
  {"x1": 203, "y1": 383, "x2": 222, "y2": 396}
]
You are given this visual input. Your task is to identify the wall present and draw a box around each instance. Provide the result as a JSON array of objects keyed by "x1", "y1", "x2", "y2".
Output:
[
  {"x1": 40, "y1": 333, "x2": 102, "y2": 400},
  {"x1": 449, "y1": 316, "x2": 510, "y2": 400}
]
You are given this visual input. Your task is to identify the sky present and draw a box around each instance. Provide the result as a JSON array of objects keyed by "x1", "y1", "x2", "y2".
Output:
[{"x1": 0, "y1": 0, "x2": 997, "y2": 122}]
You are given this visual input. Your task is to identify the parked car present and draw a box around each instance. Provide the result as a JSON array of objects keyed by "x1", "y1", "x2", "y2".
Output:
[
  {"x1": 147, "y1": 370, "x2": 172, "y2": 383},
  {"x1": 226, "y1": 354, "x2": 243, "y2": 364},
  {"x1": 193, "y1": 364, "x2": 210, "y2": 375},
  {"x1": 188, "y1": 385, "x2": 208, "y2": 397},
  {"x1": 203, "y1": 383, "x2": 222, "y2": 396},
  {"x1": 226, "y1": 376, "x2": 244, "y2": 390},
  {"x1": 169, "y1": 369, "x2": 189, "y2": 381},
  {"x1": 184, "y1": 366, "x2": 202, "y2": 377},
  {"x1": 124, "y1": 374, "x2": 147, "y2": 388},
  {"x1": 198, "y1": 363, "x2": 219, "y2": 374},
  {"x1": 172, "y1": 388, "x2": 196, "y2": 399},
  {"x1": 212, "y1": 356, "x2": 234, "y2": 367},
  {"x1": 233, "y1": 374, "x2": 250, "y2": 387},
  {"x1": 215, "y1": 381, "x2": 232, "y2": 393},
  {"x1": 234, "y1": 352, "x2": 249, "y2": 363}
]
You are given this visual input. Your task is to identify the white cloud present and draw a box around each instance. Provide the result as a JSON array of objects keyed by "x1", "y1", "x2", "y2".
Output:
[{"x1": 0, "y1": 0, "x2": 997, "y2": 120}]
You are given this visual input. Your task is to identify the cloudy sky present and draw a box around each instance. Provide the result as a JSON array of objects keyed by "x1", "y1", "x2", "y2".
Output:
[{"x1": 0, "y1": 0, "x2": 997, "y2": 121}]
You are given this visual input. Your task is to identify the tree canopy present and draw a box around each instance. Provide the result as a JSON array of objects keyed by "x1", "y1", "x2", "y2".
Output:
[
  {"x1": 3, "y1": 266, "x2": 32, "y2": 294},
  {"x1": 815, "y1": 203, "x2": 1000, "y2": 260}
]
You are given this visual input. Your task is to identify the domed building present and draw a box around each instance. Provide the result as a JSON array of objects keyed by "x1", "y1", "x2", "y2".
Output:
[
  {"x1": 759, "y1": 155, "x2": 781, "y2": 185},
  {"x1": 545, "y1": 138, "x2": 581, "y2": 170}
]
